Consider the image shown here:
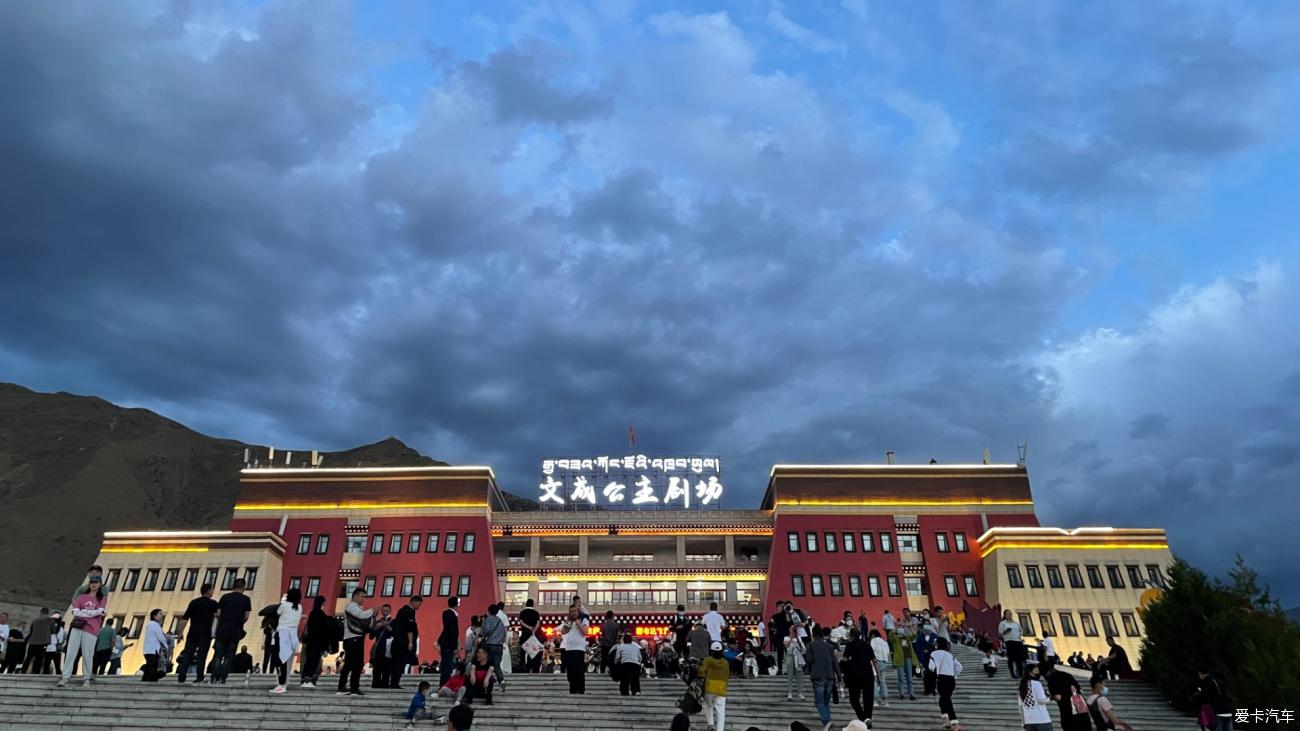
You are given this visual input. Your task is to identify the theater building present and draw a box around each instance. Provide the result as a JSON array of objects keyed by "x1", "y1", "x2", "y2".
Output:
[{"x1": 84, "y1": 459, "x2": 1173, "y2": 673}]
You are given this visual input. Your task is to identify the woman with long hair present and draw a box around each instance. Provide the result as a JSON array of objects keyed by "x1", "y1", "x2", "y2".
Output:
[
  {"x1": 269, "y1": 587, "x2": 302, "y2": 694},
  {"x1": 1018, "y1": 663, "x2": 1053, "y2": 731},
  {"x1": 300, "y1": 595, "x2": 332, "y2": 687},
  {"x1": 57, "y1": 575, "x2": 107, "y2": 688},
  {"x1": 141, "y1": 609, "x2": 169, "y2": 682},
  {"x1": 928, "y1": 636, "x2": 963, "y2": 729}
]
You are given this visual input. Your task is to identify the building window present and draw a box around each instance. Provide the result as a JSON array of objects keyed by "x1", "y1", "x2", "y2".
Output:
[
  {"x1": 1006, "y1": 565, "x2": 1024, "y2": 589},
  {"x1": 381, "y1": 577, "x2": 395, "y2": 597},
  {"x1": 363, "y1": 577, "x2": 376, "y2": 596},
  {"x1": 792, "y1": 576, "x2": 805, "y2": 597},
  {"x1": 106, "y1": 569, "x2": 121, "y2": 591},
  {"x1": 805, "y1": 532, "x2": 818, "y2": 552},
  {"x1": 1146, "y1": 564, "x2": 1165, "y2": 588},
  {"x1": 886, "y1": 575, "x2": 901, "y2": 597},
  {"x1": 306, "y1": 577, "x2": 320, "y2": 597},
  {"x1": 904, "y1": 577, "x2": 925, "y2": 596},
  {"x1": 390, "y1": 533, "x2": 403, "y2": 553},
  {"x1": 168, "y1": 616, "x2": 183, "y2": 635},
  {"x1": 346, "y1": 535, "x2": 367, "y2": 554},
  {"x1": 1099, "y1": 612, "x2": 1118, "y2": 638},
  {"x1": 1086, "y1": 565, "x2": 1105, "y2": 589},
  {"x1": 1079, "y1": 612, "x2": 1099, "y2": 637},
  {"x1": 128, "y1": 615, "x2": 144, "y2": 640},
  {"x1": 438, "y1": 576, "x2": 452, "y2": 597},
  {"x1": 370, "y1": 534, "x2": 384, "y2": 553},
  {"x1": 1018, "y1": 612, "x2": 1036, "y2": 637},
  {"x1": 427, "y1": 533, "x2": 440, "y2": 553},
  {"x1": 1046, "y1": 565, "x2": 1064, "y2": 589},
  {"x1": 964, "y1": 575, "x2": 979, "y2": 596},
  {"x1": 400, "y1": 576, "x2": 415, "y2": 597},
  {"x1": 861, "y1": 532, "x2": 875, "y2": 552},
  {"x1": 935, "y1": 533, "x2": 950, "y2": 553},
  {"x1": 1121, "y1": 612, "x2": 1141, "y2": 637},
  {"x1": 1127, "y1": 565, "x2": 1144, "y2": 588},
  {"x1": 868, "y1": 576, "x2": 882, "y2": 597},
  {"x1": 222, "y1": 568, "x2": 238, "y2": 590},
  {"x1": 161, "y1": 569, "x2": 178, "y2": 592},
  {"x1": 181, "y1": 568, "x2": 197, "y2": 592},
  {"x1": 445, "y1": 533, "x2": 459, "y2": 553},
  {"x1": 243, "y1": 567, "x2": 258, "y2": 590},
  {"x1": 288, "y1": 576, "x2": 302, "y2": 590},
  {"x1": 311, "y1": 534, "x2": 327, "y2": 554},
  {"x1": 1106, "y1": 565, "x2": 1125, "y2": 589},
  {"x1": 1059, "y1": 612, "x2": 1078, "y2": 637},
  {"x1": 407, "y1": 533, "x2": 421, "y2": 553},
  {"x1": 457, "y1": 576, "x2": 470, "y2": 596},
  {"x1": 297, "y1": 534, "x2": 311, "y2": 554},
  {"x1": 787, "y1": 532, "x2": 800, "y2": 552},
  {"x1": 944, "y1": 576, "x2": 959, "y2": 597},
  {"x1": 141, "y1": 569, "x2": 159, "y2": 592},
  {"x1": 338, "y1": 580, "x2": 359, "y2": 599},
  {"x1": 829, "y1": 575, "x2": 843, "y2": 596},
  {"x1": 203, "y1": 568, "x2": 218, "y2": 589},
  {"x1": 841, "y1": 532, "x2": 856, "y2": 552},
  {"x1": 420, "y1": 576, "x2": 433, "y2": 596},
  {"x1": 1038, "y1": 612, "x2": 1057, "y2": 636},
  {"x1": 896, "y1": 534, "x2": 918, "y2": 552},
  {"x1": 954, "y1": 532, "x2": 969, "y2": 552},
  {"x1": 1027, "y1": 565, "x2": 1044, "y2": 588},
  {"x1": 810, "y1": 576, "x2": 824, "y2": 596},
  {"x1": 848, "y1": 575, "x2": 863, "y2": 597},
  {"x1": 880, "y1": 533, "x2": 894, "y2": 553},
  {"x1": 122, "y1": 569, "x2": 139, "y2": 592},
  {"x1": 824, "y1": 533, "x2": 838, "y2": 552},
  {"x1": 1066, "y1": 565, "x2": 1084, "y2": 589},
  {"x1": 464, "y1": 533, "x2": 476, "y2": 552}
]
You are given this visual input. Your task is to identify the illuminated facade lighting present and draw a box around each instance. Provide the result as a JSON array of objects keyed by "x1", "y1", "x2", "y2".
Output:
[
  {"x1": 101, "y1": 546, "x2": 210, "y2": 553},
  {"x1": 775, "y1": 498, "x2": 1035, "y2": 507},
  {"x1": 233, "y1": 501, "x2": 487, "y2": 511},
  {"x1": 979, "y1": 542, "x2": 1169, "y2": 559}
]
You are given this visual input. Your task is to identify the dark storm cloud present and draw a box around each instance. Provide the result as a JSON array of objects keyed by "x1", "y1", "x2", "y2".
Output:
[{"x1": 2, "y1": 1, "x2": 1300, "y2": 603}]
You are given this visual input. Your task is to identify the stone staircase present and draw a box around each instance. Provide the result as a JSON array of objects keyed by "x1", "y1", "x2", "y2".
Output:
[{"x1": 0, "y1": 645, "x2": 1192, "y2": 730}]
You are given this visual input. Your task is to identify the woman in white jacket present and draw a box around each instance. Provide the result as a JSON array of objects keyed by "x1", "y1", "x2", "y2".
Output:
[
  {"x1": 141, "y1": 609, "x2": 170, "y2": 682},
  {"x1": 928, "y1": 637, "x2": 963, "y2": 729},
  {"x1": 1018, "y1": 663, "x2": 1053, "y2": 731},
  {"x1": 269, "y1": 588, "x2": 302, "y2": 695}
]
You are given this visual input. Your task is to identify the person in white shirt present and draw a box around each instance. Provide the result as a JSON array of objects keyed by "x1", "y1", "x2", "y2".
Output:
[
  {"x1": 998, "y1": 610, "x2": 1026, "y2": 679},
  {"x1": 927, "y1": 637, "x2": 962, "y2": 729},
  {"x1": 701, "y1": 603, "x2": 727, "y2": 643},
  {"x1": 756, "y1": 620, "x2": 766, "y2": 648},
  {"x1": 141, "y1": 609, "x2": 171, "y2": 682},
  {"x1": 1018, "y1": 663, "x2": 1052, "y2": 730},
  {"x1": 559, "y1": 606, "x2": 590, "y2": 694},
  {"x1": 981, "y1": 649, "x2": 998, "y2": 677},
  {"x1": 1041, "y1": 632, "x2": 1058, "y2": 664},
  {"x1": 882, "y1": 610, "x2": 896, "y2": 635},
  {"x1": 269, "y1": 588, "x2": 303, "y2": 695},
  {"x1": 869, "y1": 629, "x2": 891, "y2": 706},
  {"x1": 0, "y1": 612, "x2": 10, "y2": 663}
]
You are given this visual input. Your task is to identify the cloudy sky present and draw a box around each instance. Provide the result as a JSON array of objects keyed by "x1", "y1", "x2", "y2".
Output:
[{"x1": 3, "y1": 1, "x2": 1299, "y2": 603}]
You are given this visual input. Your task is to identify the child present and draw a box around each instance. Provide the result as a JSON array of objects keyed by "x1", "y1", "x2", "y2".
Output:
[
  {"x1": 982, "y1": 649, "x2": 998, "y2": 677},
  {"x1": 404, "y1": 680, "x2": 439, "y2": 729},
  {"x1": 436, "y1": 667, "x2": 468, "y2": 704}
]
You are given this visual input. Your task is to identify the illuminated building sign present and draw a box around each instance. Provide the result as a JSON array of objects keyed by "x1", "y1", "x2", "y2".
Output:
[{"x1": 539, "y1": 455, "x2": 724, "y2": 508}]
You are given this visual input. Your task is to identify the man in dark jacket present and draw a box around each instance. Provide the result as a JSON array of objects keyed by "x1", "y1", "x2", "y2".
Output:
[
  {"x1": 599, "y1": 610, "x2": 621, "y2": 675},
  {"x1": 669, "y1": 605, "x2": 691, "y2": 660},
  {"x1": 807, "y1": 626, "x2": 841, "y2": 728},
  {"x1": 23, "y1": 608, "x2": 52, "y2": 674},
  {"x1": 176, "y1": 583, "x2": 219, "y2": 683},
  {"x1": 842, "y1": 628, "x2": 877, "y2": 724},
  {"x1": 1045, "y1": 660, "x2": 1086, "y2": 731},
  {"x1": 770, "y1": 603, "x2": 791, "y2": 673},
  {"x1": 387, "y1": 595, "x2": 422, "y2": 689},
  {"x1": 437, "y1": 597, "x2": 460, "y2": 686}
]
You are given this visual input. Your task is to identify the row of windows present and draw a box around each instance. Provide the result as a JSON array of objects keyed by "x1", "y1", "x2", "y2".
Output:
[
  {"x1": 1011, "y1": 609, "x2": 1143, "y2": 639},
  {"x1": 786, "y1": 530, "x2": 971, "y2": 555},
  {"x1": 788, "y1": 573, "x2": 979, "y2": 598},
  {"x1": 1006, "y1": 563, "x2": 1166, "y2": 591},
  {"x1": 296, "y1": 531, "x2": 479, "y2": 556},
  {"x1": 290, "y1": 574, "x2": 473, "y2": 599},
  {"x1": 104, "y1": 567, "x2": 258, "y2": 593}
]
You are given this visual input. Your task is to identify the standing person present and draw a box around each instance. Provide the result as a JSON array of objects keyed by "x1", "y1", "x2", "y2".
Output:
[
  {"x1": 480, "y1": 603, "x2": 507, "y2": 689},
  {"x1": 933, "y1": 606, "x2": 951, "y2": 643},
  {"x1": 494, "y1": 604, "x2": 512, "y2": 676},
  {"x1": 757, "y1": 618, "x2": 767, "y2": 654},
  {"x1": 702, "y1": 602, "x2": 728, "y2": 644},
  {"x1": 23, "y1": 608, "x2": 52, "y2": 674},
  {"x1": 269, "y1": 587, "x2": 303, "y2": 695},
  {"x1": 176, "y1": 583, "x2": 219, "y2": 683},
  {"x1": 843, "y1": 629, "x2": 877, "y2": 727},
  {"x1": 47, "y1": 615, "x2": 68, "y2": 675},
  {"x1": 890, "y1": 619, "x2": 917, "y2": 701},
  {"x1": 371, "y1": 603, "x2": 395, "y2": 688},
  {"x1": 928, "y1": 637, "x2": 962, "y2": 730},
  {"x1": 770, "y1": 603, "x2": 791, "y2": 673},
  {"x1": 1018, "y1": 663, "x2": 1053, "y2": 731},
  {"x1": 0, "y1": 612, "x2": 9, "y2": 668},
  {"x1": 700, "y1": 641, "x2": 730, "y2": 731},
  {"x1": 614, "y1": 633, "x2": 643, "y2": 696},
  {"x1": 57, "y1": 576, "x2": 106, "y2": 688},
  {"x1": 141, "y1": 609, "x2": 170, "y2": 682},
  {"x1": 869, "y1": 629, "x2": 891, "y2": 707},
  {"x1": 1192, "y1": 668, "x2": 1234, "y2": 731},
  {"x1": 558, "y1": 605, "x2": 590, "y2": 694},
  {"x1": 211, "y1": 578, "x2": 252, "y2": 684},
  {"x1": 915, "y1": 624, "x2": 938, "y2": 696},
  {"x1": 784, "y1": 625, "x2": 807, "y2": 701},
  {"x1": 689, "y1": 619, "x2": 712, "y2": 663},
  {"x1": 388, "y1": 595, "x2": 423, "y2": 690},
  {"x1": 108, "y1": 627, "x2": 129, "y2": 676},
  {"x1": 671, "y1": 605, "x2": 692, "y2": 663},
  {"x1": 518, "y1": 598, "x2": 542, "y2": 673},
  {"x1": 300, "y1": 595, "x2": 334, "y2": 687},
  {"x1": 999, "y1": 610, "x2": 1026, "y2": 679},
  {"x1": 1046, "y1": 660, "x2": 1087, "y2": 731},
  {"x1": 437, "y1": 597, "x2": 460, "y2": 687},
  {"x1": 808, "y1": 626, "x2": 842, "y2": 731},
  {"x1": 881, "y1": 610, "x2": 896, "y2": 638},
  {"x1": 1041, "y1": 632, "x2": 1059, "y2": 665},
  {"x1": 1087, "y1": 677, "x2": 1134, "y2": 731},
  {"x1": 92, "y1": 618, "x2": 116, "y2": 675},
  {"x1": 339, "y1": 587, "x2": 378, "y2": 696},
  {"x1": 2, "y1": 622, "x2": 27, "y2": 674},
  {"x1": 599, "y1": 610, "x2": 622, "y2": 675}
]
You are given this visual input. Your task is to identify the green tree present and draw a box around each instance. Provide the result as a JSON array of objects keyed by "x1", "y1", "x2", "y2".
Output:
[{"x1": 1140, "y1": 556, "x2": 1300, "y2": 712}]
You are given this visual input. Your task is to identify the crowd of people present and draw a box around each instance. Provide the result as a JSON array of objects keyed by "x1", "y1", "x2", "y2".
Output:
[{"x1": 0, "y1": 566, "x2": 1233, "y2": 731}]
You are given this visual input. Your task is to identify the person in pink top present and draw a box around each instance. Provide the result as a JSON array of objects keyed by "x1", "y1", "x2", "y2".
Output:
[{"x1": 58, "y1": 576, "x2": 108, "y2": 688}]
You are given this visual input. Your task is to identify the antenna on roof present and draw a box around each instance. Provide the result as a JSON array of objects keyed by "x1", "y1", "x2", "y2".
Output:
[
  {"x1": 317, "y1": 455, "x2": 325, "y2": 468},
  {"x1": 1017, "y1": 440, "x2": 1029, "y2": 466},
  {"x1": 929, "y1": 458, "x2": 938, "y2": 464},
  {"x1": 311, "y1": 450, "x2": 319, "y2": 468},
  {"x1": 243, "y1": 448, "x2": 250, "y2": 468},
  {"x1": 982, "y1": 448, "x2": 991, "y2": 465},
  {"x1": 268, "y1": 446, "x2": 275, "y2": 465},
  {"x1": 285, "y1": 451, "x2": 292, "y2": 466},
  {"x1": 886, "y1": 450, "x2": 895, "y2": 465}
]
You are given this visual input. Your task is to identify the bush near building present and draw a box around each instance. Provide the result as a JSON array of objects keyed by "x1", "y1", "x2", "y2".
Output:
[{"x1": 1140, "y1": 557, "x2": 1300, "y2": 713}]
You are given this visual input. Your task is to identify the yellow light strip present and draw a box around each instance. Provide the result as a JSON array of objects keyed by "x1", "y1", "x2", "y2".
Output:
[
  {"x1": 241, "y1": 476, "x2": 491, "y2": 484},
  {"x1": 771, "y1": 464, "x2": 1022, "y2": 475},
  {"x1": 980, "y1": 542, "x2": 1169, "y2": 558},
  {"x1": 241, "y1": 465, "x2": 497, "y2": 476},
  {"x1": 776, "y1": 499, "x2": 1035, "y2": 507},
  {"x1": 974, "y1": 526, "x2": 1159, "y2": 543},
  {"x1": 234, "y1": 501, "x2": 487, "y2": 511},
  {"x1": 101, "y1": 547, "x2": 211, "y2": 554},
  {"x1": 492, "y1": 528, "x2": 772, "y2": 537},
  {"x1": 513, "y1": 573, "x2": 769, "y2": 582},
  {"x1": 104, "y1": 531, "x2": 235, "y2": 538}
]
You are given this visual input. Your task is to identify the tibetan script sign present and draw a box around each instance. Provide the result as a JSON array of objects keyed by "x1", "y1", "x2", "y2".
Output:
[{"x1": 539, "y1": 455, "x2": 724, "y2": 509}]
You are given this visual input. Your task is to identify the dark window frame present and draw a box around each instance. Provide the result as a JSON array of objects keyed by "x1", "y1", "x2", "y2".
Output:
[
  {"x1": 1006, "y1": 565, "x2": 1024, "y2": 589},
  {"x1": 408, "y1": 533, "x2": 422, "y2": 553},
  {"x1": 162, "y1": 568, "x2": 179, "y2": 592},
  {"x1": 1046, "y1": 565, "x2": 1064, "y2": 589},
  {"x1": 848, "y1": 575, "x2": 863, "y2": 597},
  {"x1": 370, "y1": 534, "x2": 384, "y2": 554},
  {"x1": 1059, "y1": 612, "x2": 1078, "y2": 637},
  {"x1": 316, "y1": 534, "x2": 330, "y2": 555},
  {"x1": 1027, "y1": 565, "x2": 1044, "y2": 589},
  {"x1": 954, "y1": 532, "x2": 969, "y2": 553},
  {"x1": 389, "y1": 533, "x2": 404, "y2": 554},
  {"x1": 445, "y1": 533, "x2": 459, "y2": 553},
  {"x1": 141, "y1": 568, "x2": 159, "y2": 592},
  {"x1": 880, "y1": 533, "x2": 894, "y2": 553},
  {"x1": 1086, "y1": 565, "x2": 1105, "y2": 589},
  {"x1": 297, "y1": 534, "x2": 311, "y2": 555},
  {"x1": 381, "y1": 576, "x2": 396, "y2": 597},
  {"x1": 1106, "y1": 565, "x2": 1125, "y2": 589},
  {"x1": 867, "y1": 575, "x2": 882, "y2": 597},
  {"x1": 886, "y1": 575, "x2": 901, "y2": 597},
  {"x1": 181, "y1": 568, "x2": 197, "y2": 592},
  {"x1": 963, "y1": 575, "x2": 979, "y2": 596},
  {"x1": 426, "y1": 533, "x2": 440, "y2": 553},
  {"x1": 457, "y1": 575, "x2": 470, "y2": 596},
  {"x1": 861, "y1": 532, "x2": 875, "y2": 552},
  {"x1": 464, "y1": 533, "x2": 477, "y2": 552},
  {"x1": 792, "y1": 575, "x2": 805, "y2": 597},
  {"x1": 1066, "y1": 565, "x2": 1084, "y2": 589},
  {"x1": 943, "y1": 575, "x2": 959, "y2": 597},
  {"x1": 935, "y1": 533, "x2": 950, "y2": 553},
  {"x1": 810, "y1": 575, "x2": 825, "y2": 597},
  {"x1": 805, "y1": 532, "x2": 819, "y2": 552},
  {"x1": 824, "y1": 532, "x2": 838, "y2": 552},
  {"x1": 787, "y1": 532, "x2": 800, "y2": 552},
  {"x1": 438, "y1": 576, "x2": 452, "y2": 597}
]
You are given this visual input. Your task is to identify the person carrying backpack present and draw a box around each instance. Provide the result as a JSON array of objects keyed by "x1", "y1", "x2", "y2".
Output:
[
  {"x1": 1087, "y1": 676, "x2": 1133, "y2": 731},
  {"x1": 1191, "y1": 669, "x2": 1233, "y2": 731}
]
